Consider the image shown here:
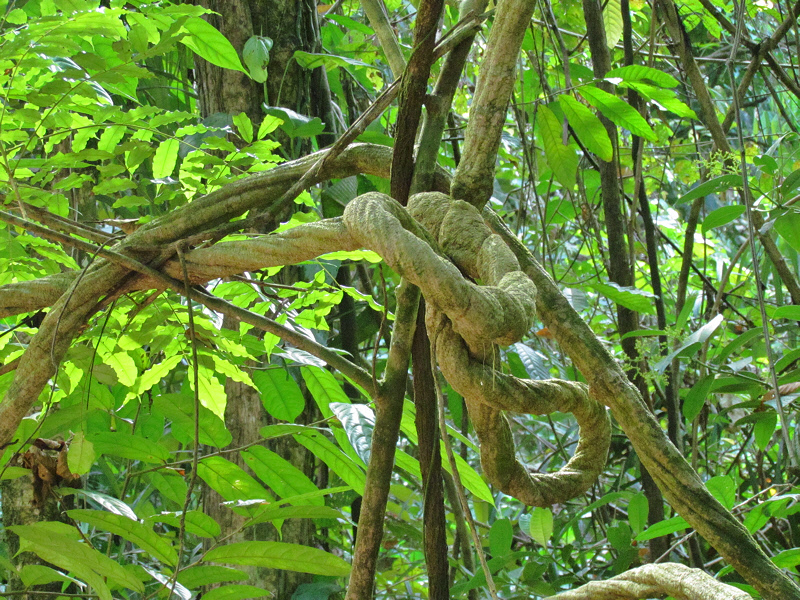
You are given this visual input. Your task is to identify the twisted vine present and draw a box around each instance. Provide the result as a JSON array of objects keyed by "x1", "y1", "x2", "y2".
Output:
[{"x1": 188, "y1": 191, "x2": 610, "y2": 505}]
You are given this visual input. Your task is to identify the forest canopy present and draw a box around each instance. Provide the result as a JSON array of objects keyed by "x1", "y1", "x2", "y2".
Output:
[{"x1": 0, "y1": 1, "x2": 800, "y2": 600}]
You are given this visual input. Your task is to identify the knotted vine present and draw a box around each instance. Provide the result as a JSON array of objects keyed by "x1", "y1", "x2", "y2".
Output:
[{"x1": 188, "y1": 190, "x2": 611, "y2": 505}]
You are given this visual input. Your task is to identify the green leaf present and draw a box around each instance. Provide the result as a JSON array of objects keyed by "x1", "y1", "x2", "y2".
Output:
[
  {"x1": 702, "y1": 205, "x2": 745, "y2": 233},
  {"x1": 203, "y1": 585, "x2": 274, "y2": 600},
  {"x1": 246, "y1": 504, "x2": 345, "y2": 526},
  {"x1": 181, "y1": 17, "x2": 246, "y2": 73},
  {"x1": 177, "y1": 566, "x2": 249, "y2": 589},
  {"x1": 233, "y1": 112, "x2": 253, "y2": 143},
  {"x1": 59, "y1": 489, "x2": 138, "y2": 520},
  {"x1": 195, "y1": 365, "x2": 228, "y2": 420},
  {"x1": 578, "y1": 85, "x2": 657, "y2": 142},
  {"x1": 89, "y1": 432, "x2": 169, "y2": 463},
  {"x1": 241, "y1": 446, "x2": 323, "y2": 505},
  {"x1": 539, "y1": 104, "x2": 578, "y2": 189},
  {"x1": 302, "y1": 366, "x2": 352, "y2": 417},
  {"x1": 147, "y1": 471, "x2": 189, "y2": 506},
  {"x1": 606, "y1": 65, "x2": 679, "y2": 88},
  {"x1": 603, "y1": 0, "x2": 623, "y2": 48},
  {"x1": 528, "y1": 507, "x2": 553, "y2": 547},
  {"x1": 684, "y1": 374, "x2": 715, "y2": 422},
  {"x1": 196, "y1": 456, "x2": 274, "y2": 505},
  {"x1": 330, "y1": 402, "x2": 374, "y2": 465},
  {"x1": 152, "y1": 138, "x2": 179, "y2": 179},
  {"x1": 67, "y1": 509, "x2": 178, "y2": 566},
  {"x1": 675, "y1": 174, "x2": 741, "y2": 205},
  {"x1": 243, "y1": 35, "x2": 272, "y2": 83},
  {"x1": 773, "y1": 548, "x2": 800, "y2": 568},
  {"x1": 67, "y1": 431, "x2": 95, "y2": 476},
  {"x1": 621, "y1": 82, "x2": 697, "y2": 118},
  {"x1": 292, "y1": 430, "x2": 365, "y2": 494},
  {"x1": 774, "y1": 306, "x2": 800, "y2": 320},
  {"x1": 774, "y1": 210, "x2": 800, "y2": 253},
  {"x1": 558, "y1": 94, "x2": 613, "y2": 161},
  {"x1": 253, "y1": 368, "x2": 305, "y2": 422},
  {"x1": 11, "y1": 524, "x2": 144, "y2": 599},
  {"x1": 754, "y1": 411, "x2": 778, "y2": 451},
  {"x1": 590, "y1": 281, "x2": 657, "y2": 314},
  {"x1": 150, "y1": 510, "x2": 222, "y2": 538},
  {"x1": 654, "y1": 314, "x2": 724, "y2": 373},
  {"x1": 628, "y1": 493, "x2": 649, "y2": 535},
  {"x1": 204, "y1": 541, "x2": 351, "y2": 576},
  {"x1": 705, "y1": 475, "x2": 735, "y2": 510},
  {"x1": 152, "y1": 393, "x2": 232, "y2": 448},
  {"x1": 443, "y1": 451, "x2": 494, "y2": 504},
  {"x1": 293, "y1": 51, "x2": 376, "y2": 71},
  {"x1": 635, "y1": 515, "x2": 689, "y2": 541},
  {"x1": 781, "y1": 168, "x2": 800, "y2": 198},
  {"x1": 489, "y1": 518, "x2": 513, "y2": 557},
  {"x1": 19, "y1": 565, "x2": 79, "y2": 588}
]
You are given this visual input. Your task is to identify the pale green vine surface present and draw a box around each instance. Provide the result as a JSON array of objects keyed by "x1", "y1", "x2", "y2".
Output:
[{"x1": 189, "y1": 190, "x2": 611, "y2": 506}]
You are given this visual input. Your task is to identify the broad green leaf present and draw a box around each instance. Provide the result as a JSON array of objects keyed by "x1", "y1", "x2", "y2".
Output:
[
  {"x1": 177, "y1": 566, "x2": 249, "y2": 588},
  {"x1": 539, "y1": 104, "x2": 578, "y2": 189},
  {"x1": 153, "y1": 393, "x2": 232, "y2": 448},
  {"x1": 293, "y1": 430, "x2": 365, "y2": 494},
  {"x1": 11, "y1": 524, "x2": 144, "y2": 597},
  {"x1": 635, "y1": 515, "x2": 689, "y2": 541},
  {"x1": 127, "y1": 354, "x2": 184, "y2": 401},
  {"x1": 676, "y1": 174, "x2": 741, "y2": 204},
  {"x1": 148, "y1": 471, "x2": 189, "y2": 506},
  {"x1": 243, "y1": 36, "x2": 272, "y2": 83},
  {"x1": 654, "y1": 314, "x2": 724, "y2": 373},
  {"x1": 246, "y1": 504, "x2": 344, "y2": 526},
  {"x1": 774, "y1": 306, "x2": 800, "y2": 320},
  {"x1": 628, "y1": 493, "x2": 649, "y2": 535},
  {"x1": 149, "y1": 510, "x2": 222, "y2": 538},
  {"x1": 606, "y1": 65, "x2": 680, "y2": 88},
  {"x1": 773, "y1": 548, "x2": 800, "y2": 568},
  {"x1": 197, "y1": 456, "x2": 275, "y2": 505},
  {"x1": 442, "y1": 451, "x2": 494, "y2": 504},
  {"x1": 754, "y1": 411, "x2": 778, "y2": 450},
  {"x1": 775, "y1": 210, "x2": 800, "y2": 253},
  {"x1": 195, "y1": 365, "x2": 228, "y2": 420},
  {"x1": 67, "y1": 431, "x2": 95, "y2": 475},
  {"x1": 302, "y1": 366, "x2": 351, "y2": 417},
  {"x1": 621, "y1": 82, "x2": 697, "y2": 118},
  {"x1": 684, "y1": 374, "x2": 715, "y2": 422},
  {"x1": 19, "y1": 565, "x2": 79, "y2": 588},
  {"x1": 781, "y1": 168, "x2": 800, "y2": 198},
  {"x1": 152, "y1": 138, "x2": 179, "y2": 179},
  {"x1": 558, "y1": 94, "x2": 613, "y2": 161},
  {"x1": 68, "y1": 509, "x2": 178, "y2": 566},
  {"x1": 89, "y1": 432, "x2": 169, "y2": 463},
  {"x1": 489, "y1": 518, "x2": 513, "y2": 557},
  {"x1": 181, "y1": 17, "x2": 246, "y2": 73},
  {"x1": 253, "y1": 368, "x2": 305, "y2": 422},
  {"x1": 59, "y1": 489, "x2": 138, "y2": 520},
  {"x1": 590, "y1": 281, "x2": 657, "y2": 314},
  {"x1": 241, "y1": 445, "x2": 323, "y2": 505},
  {"x1": 578, "y1": 85, "x2": 657, "y2": 141},
  {"x1": 528, "y1": 507, "x2": 553, "y2": 547},
  {"x1": 0, "y1": 466, "x2": 29, "y2": 480},
  {"x1": 603, "y1": 0, "x2": 623, "y2": 48},
  {"x1": 203, "y1": 585, "x2": 273, "y2": 600},
  {"x1": 293, "y1": 50, "x2": 375, "y2": 71},
  {"x1": 705, "y1": 475, "x2": 735, "y2": 510},
  {"x1": 233, "y1": 112, "x2": 253, "y2": 143},
  {"x1": 330, "y1": 402, "x2": 374, "y2": 465},
  {"x1": 702, "y1": 205, "x2": 745, "y2": 233},
  {"x1": 205, "y1": 541, "x2": 351, "y2": 576}
]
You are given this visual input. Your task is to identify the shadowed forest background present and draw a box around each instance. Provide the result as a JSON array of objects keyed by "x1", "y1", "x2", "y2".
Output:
[{"x1": 1, "y1": 0, "x2": 800, "y2": 599}]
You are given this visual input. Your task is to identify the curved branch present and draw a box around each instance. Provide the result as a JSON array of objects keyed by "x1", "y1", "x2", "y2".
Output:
[{"x1": 545, "y1": 563, "x2": 752, "y2": 600}]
